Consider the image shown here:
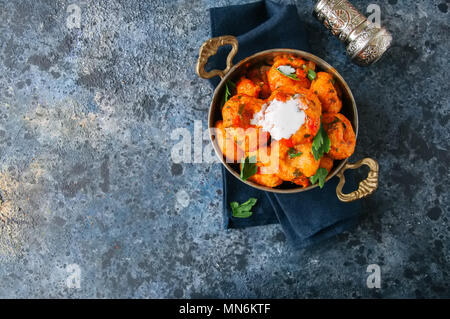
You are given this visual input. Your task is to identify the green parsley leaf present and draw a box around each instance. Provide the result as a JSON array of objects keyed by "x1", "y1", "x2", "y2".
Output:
[
  {"x1": 287, "y1": 147, "x2": 302, "y2": 159},
  {"x1": 307, "y1": 69, "x2": 317, "y2": 81},
  {"x1": 230, "y1": 198, "x2": 257, "y2": 218},
  {"x1": 312, "y1": 122, "x2": 331, "y2": 161},
  {"x1": 309, "y1": 168, "x2": 328, "y2": 188},
  {"x1": 240, "y1": 156, "x2": 258, "y2": 181}
]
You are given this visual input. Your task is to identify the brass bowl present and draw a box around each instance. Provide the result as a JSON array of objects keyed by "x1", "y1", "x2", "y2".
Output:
[{"x1": 196, "y1": 36, "x2": 378, "y2": 202}]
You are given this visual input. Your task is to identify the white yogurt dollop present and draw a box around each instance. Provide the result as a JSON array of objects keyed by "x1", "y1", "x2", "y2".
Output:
[
  {"x1": 251, "y1": 95, "x2": 307, "y2": 141},
  {"x1": 277, "y1": 65, "x2": 296, "y2": 75}
]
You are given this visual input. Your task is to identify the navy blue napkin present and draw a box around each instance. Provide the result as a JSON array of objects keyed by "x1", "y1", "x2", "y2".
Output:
[{"x1": 208, "y1": 0, "x2": 362, "y2": 249}]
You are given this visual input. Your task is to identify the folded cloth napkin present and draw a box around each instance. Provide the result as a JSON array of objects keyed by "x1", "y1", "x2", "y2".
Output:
[{"x1": 208, "y1": 0, "x2": 362, "y2": 249}]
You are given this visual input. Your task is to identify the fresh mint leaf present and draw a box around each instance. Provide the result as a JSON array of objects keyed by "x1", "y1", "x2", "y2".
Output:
[
  {"x1": 309, "y1": 168, "x2": 328, "y2": 188},
  {"x1": 312, "y1": 123, "x2": 331, "y2": 161},
  {"x1": 287, "y1": 147, "x2": 302, "y2": 159},
  {"x1": 230, "y1": 198, "x2": 257, "y2": 218},
  {"x1": 240, "y1": 156, "x2": 258, "y2": 181}
]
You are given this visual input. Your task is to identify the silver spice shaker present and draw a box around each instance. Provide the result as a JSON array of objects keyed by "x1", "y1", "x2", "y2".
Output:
[{"x1": 314, "y1": 0, "x2": 393, "y2": 66}]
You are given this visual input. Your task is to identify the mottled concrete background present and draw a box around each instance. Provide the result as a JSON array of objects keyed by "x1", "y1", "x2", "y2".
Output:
[{"x1": 0, "y1": 0, "x2": 448, "y2": 298}]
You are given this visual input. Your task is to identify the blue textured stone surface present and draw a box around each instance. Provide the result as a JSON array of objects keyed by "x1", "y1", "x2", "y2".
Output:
[{"x1": 0, "y1": 0, "x2": 448, "y2": 298}]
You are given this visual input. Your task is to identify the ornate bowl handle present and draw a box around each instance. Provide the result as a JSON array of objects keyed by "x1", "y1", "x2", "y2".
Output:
[
  {"x1": 196, "y1": 35, "x2": 238, "y2": 79},
  {"x1": 336, "y1": 158, "x2": 379, "y2": 202}
]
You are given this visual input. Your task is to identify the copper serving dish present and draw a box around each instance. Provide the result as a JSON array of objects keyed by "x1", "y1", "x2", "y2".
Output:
[{"x1": 196, "y1": 36, "x2": 378, "y2": 202}]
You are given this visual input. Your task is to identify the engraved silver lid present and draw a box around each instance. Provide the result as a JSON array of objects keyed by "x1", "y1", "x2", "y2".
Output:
[{"x1": 314, "y1": 0, "x2": 393, "y2": 66}]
